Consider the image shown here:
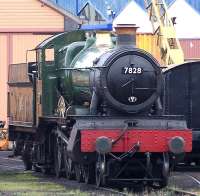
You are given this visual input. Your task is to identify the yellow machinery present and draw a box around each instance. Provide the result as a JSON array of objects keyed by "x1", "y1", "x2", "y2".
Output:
[
  {"x1": 144, "y1": 0, "x2": 184, "y2": 66},
  {"x1": 0, "y1": 121, "x2": 8, "y2": 150}
]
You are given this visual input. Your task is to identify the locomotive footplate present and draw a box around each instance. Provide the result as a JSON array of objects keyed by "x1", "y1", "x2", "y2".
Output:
[
  {"x1": 81, "y1": 129, "x2": 192, "y2": 153},
  {"x1": 76, "y1": 116, "x2": 192, "y2": 153},
  {"x1": 66, "y1": 116, "x2": 192, "y2": 164}
]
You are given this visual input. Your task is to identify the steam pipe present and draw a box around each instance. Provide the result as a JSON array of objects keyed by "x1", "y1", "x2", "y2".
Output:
[{"x1": 90, "y1": 91, "x2": 99, "y2": 115}]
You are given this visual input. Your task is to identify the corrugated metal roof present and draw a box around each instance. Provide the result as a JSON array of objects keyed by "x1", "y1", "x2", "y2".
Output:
[
  {"x1": 50, "y1": 0, "x2": 129, "y2": 19},
  {"x1": 40, "y1": 0, "x2": 81, "y2": 23},
  {"x1": 49, "y1": 0, "x2": 78, "y2": 15},
  {"x1": 49, "y1": 0, "x2": 200, "y2": 20},
  {"x1": 187, "y1": 0, "x2": 200, "y2": 14}
]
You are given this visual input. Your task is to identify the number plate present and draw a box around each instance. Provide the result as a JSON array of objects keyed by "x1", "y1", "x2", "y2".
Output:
[{"x1": 122, "y1": 67, "x2": 143, "y2": 74}]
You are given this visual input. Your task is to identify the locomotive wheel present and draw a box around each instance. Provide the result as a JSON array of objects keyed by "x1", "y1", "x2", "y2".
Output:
[
  {"x1": 41, "y1": 167, "x2": 51, "y2": 175},
  {"x1": 149, "y1": 153, "x2": 169, "y2": 189},
  {"x1": 64, "y1": 158, "x2": 73, "y2": 180},
  {"x1": 63, "y1": 147, "x2": 74, "y2": 180},
  {"x1": 96, "y1": 154, "x2": 106, "y2": 187},
  {"x1": 13, "y1": 138, "x2": 24, "y2": 156},
  {"x1": 23, "y1": 159, "x2": 32, "y2": 171},
  {"x1": 33, "y1": 164, "x2": 41, "y2": 172},
  {"x1": 22, "y1": 142, "x2": 33, "y2": 170},
  {"x1": 149, "y1": 177, "x2": 168, "y2": 189},
  {"x1": 82, "y1": 164, "x2": 95, "y2": 184},
  {"x1": 75, "y1": 164, "x2": 83, "y2": 183},
  {"x1": 54, "y1": 138, "x2": 62, "y2": 178}
]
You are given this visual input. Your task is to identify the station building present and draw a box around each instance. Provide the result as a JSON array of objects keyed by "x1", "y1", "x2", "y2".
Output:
[{"x1": 0, "y1": 0, "x2": 81, "y2": 125}]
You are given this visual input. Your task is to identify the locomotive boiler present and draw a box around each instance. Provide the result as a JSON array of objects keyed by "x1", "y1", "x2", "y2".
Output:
[{"x1": 8, "y1": 24, "x2": 192, "y2": 188}]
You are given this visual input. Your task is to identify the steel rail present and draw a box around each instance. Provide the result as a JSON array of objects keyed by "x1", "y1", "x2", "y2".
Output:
[{"x1": 167, "y1": 188, "x2": 198, "y2": 196}]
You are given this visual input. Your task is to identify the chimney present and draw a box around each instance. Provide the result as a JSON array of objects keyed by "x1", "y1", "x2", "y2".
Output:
[
  {"x1": 95, "y1": 31, "x2": 112, "y2": 48},
  {"x1": 114, "y1": 24, "x2": 138, "y2": 47}
]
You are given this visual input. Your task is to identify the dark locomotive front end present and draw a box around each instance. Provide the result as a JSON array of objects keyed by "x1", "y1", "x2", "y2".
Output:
[{"x1": 90, "y1": 47, "x2": 163, "y2": 114}]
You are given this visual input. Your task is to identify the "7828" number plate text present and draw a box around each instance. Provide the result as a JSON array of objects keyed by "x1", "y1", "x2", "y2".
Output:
[{"x1": 122, "y1": 67, "x2": 143, "y2": 74}]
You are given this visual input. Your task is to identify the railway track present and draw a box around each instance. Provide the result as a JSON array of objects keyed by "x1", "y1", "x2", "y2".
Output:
[
  {"x1": 168, "y1": 172, "x2": 200, "y2": 196},
  {"x1": 95, "y1": 186, "x2": 199, "y2": 196},
  {"x1": 184, "y1": 173, "x2": 200, "y2": 186},
  {"x1": 53, "y1": 177, "x2": 200, "y2": 196},
  {"x1": 0, "y1": 151, "x2": 200, "y2": 195},
  {"x1": 167, "y1": 188, "x2": 199, "y2": 196},
  {"x1": 85, "y1": 185, "x2": 127, "y2": 196},
  {"x1": 81, "y1": 172, "x2": 200, "y2": 196},
  {"x1": 0, "y1": 151, "x2": 126, "y2": 195}
]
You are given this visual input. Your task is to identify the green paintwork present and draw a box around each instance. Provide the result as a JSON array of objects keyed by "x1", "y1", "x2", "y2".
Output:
[
  {"x1": 36, "y1": 30, "x2": 112, "y2": 116},
  {"x1": 58, "y1": 36, "x2": 113, "y2": 115},
  {"x1": 37, "y1": 31, "x2": 86, "y2": 116}
]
